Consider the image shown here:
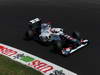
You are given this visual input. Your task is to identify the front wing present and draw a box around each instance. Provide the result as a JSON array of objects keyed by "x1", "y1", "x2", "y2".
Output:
[{"x1": 61, "y1": 40, "x2": 88, "y2": 55}]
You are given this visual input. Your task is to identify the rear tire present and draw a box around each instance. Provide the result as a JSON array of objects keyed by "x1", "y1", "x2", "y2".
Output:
[{"x1": 25, "y1": 29, "x2": 36, "y2": 40}]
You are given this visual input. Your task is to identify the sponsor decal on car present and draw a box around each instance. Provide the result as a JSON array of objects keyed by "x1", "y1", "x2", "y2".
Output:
[{"x1": 0, "y1": 43, "x2": 77, "y2": 75}]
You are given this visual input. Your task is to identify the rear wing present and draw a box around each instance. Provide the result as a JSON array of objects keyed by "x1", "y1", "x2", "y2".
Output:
[{"x1": 29, "y1": 18, "x2": 40, "y2": 24}]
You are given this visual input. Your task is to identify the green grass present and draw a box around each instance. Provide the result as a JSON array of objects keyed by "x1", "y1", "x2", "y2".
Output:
[{"x1": 0, "y1": 55, "x2": 43, "y2": 75}]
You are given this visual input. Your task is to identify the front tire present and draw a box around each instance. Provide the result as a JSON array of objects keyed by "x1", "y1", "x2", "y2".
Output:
[
  {"x1": 72, "y1": 31, "x2": 81, "y2": 40},
  {"x1": 53, "y1": 40, "x2": 63, "y2": 52}
]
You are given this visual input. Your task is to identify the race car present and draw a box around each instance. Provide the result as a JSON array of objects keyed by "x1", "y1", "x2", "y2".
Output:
[{"x1": 25, "y1": 18, "x2": 89, "y2": 56}]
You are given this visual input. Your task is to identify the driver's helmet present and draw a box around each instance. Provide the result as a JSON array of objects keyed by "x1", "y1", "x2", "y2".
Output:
[{"x1": 41, "y1": 23, "x2": 51, "y2": 29}]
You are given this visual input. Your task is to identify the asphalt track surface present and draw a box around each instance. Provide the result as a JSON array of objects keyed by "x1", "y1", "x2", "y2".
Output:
[{"x1": 0, "y1": 0, "x2": 99, "y2": 75}]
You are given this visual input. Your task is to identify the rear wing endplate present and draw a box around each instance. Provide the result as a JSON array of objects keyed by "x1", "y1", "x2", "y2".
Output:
[{"x1": 29, "y1": 18, "x2": 40, "y2": 24}]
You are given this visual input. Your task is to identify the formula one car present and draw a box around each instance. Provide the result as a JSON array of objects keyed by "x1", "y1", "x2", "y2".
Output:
[{"x1": 25, "y1": 18, "x2": 88, "y2": 56}]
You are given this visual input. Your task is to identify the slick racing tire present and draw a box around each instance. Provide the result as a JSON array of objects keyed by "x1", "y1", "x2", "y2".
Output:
[
  {"x1": 53, "y1": 40, "x2": 63, "y2": 52},
  {"x1": 72, "y1": 31, "x2": 81, "y2": 40},
  {"x1": 25, "y1": 29, "x2": 36, "y2": 40}
]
